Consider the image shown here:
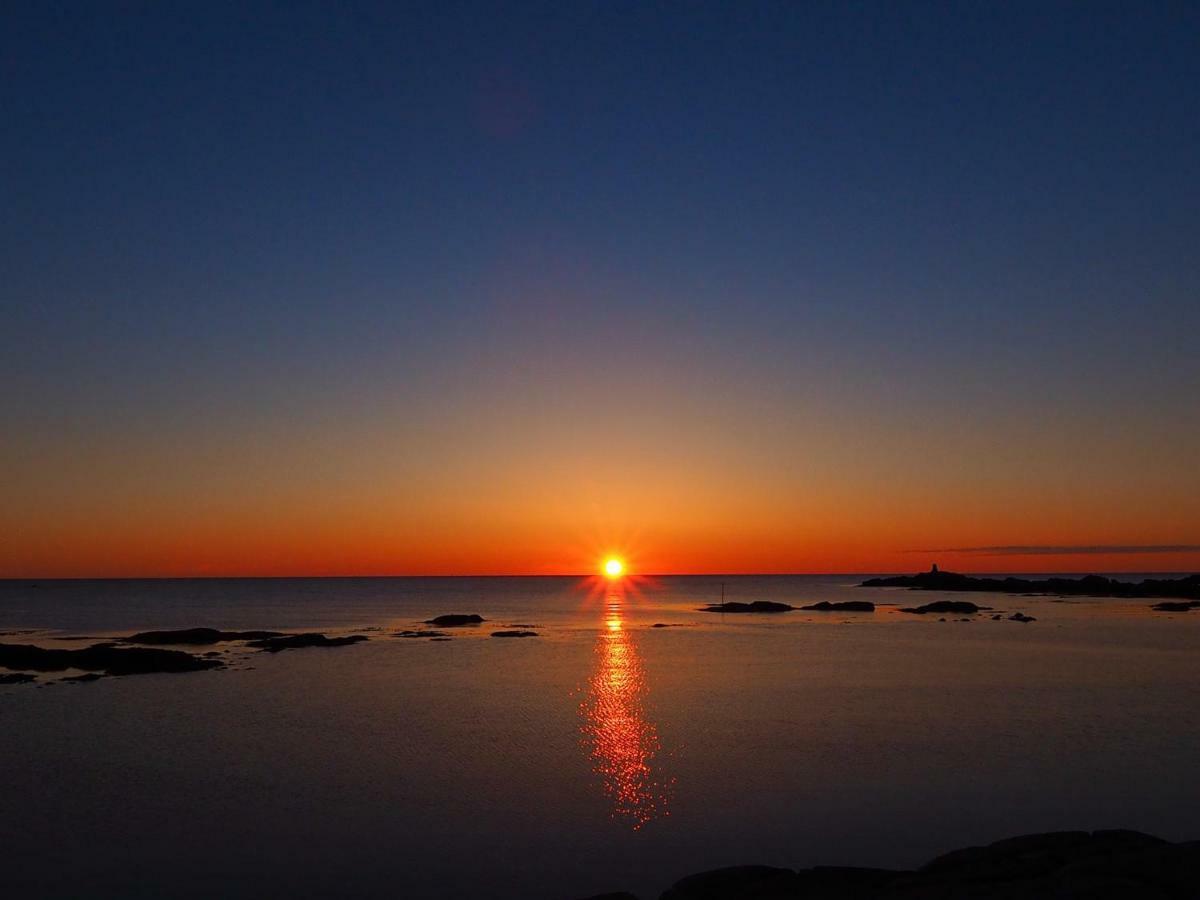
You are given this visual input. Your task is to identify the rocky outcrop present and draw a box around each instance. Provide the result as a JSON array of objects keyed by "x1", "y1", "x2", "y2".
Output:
[
  {"x1": 642, "y1": 830, "x2": 1200, "y2": 899},
  {"x1": 491, "y1": 630, "x2": 538, "y2": 638},
  {"x1": 245, "y1": 634, "x2": 369, "y2": 653},
  {"x1": 0, "y1": 642, "x2": 221, "y2": 675},
  {"x1": 800, "y1": 601, "x2": 875, "y2": 612},
  {"x1": 900, "y1": 600, "x2": 989, "y2": 615},
  {"x1": 1151, "y1": 601, "x2": 1200, "y2": 612},
  {"x1": 424, "y1": 614, "x2": 485, "y2": 627},
  {"x1": 0, "y1": 672, "x2": 37, "y2": 684},
  {"x1": 125, "y1": 628, "x2": 284, "y2": 645},
  {"x1": 699, "y1": 601, "x2": 795, "y2": 614}
]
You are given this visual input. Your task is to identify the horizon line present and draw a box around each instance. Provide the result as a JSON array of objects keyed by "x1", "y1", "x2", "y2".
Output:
[{"x1": 3, "y1": 569, "x2": 1199, "y2": 582}]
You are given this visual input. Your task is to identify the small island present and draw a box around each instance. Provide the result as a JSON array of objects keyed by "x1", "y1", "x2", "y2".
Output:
[
  {"x1": 862, "y1": 566, "x2": 1200, "y2": 600},
  {"x1": 698, "y1": 601, "x2": 795, "y2": 614}
]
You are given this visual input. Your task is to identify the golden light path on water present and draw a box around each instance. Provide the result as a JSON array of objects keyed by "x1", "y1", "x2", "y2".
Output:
[{"x1": 579, "y1": 587, "x2": 672, "y2": 829}]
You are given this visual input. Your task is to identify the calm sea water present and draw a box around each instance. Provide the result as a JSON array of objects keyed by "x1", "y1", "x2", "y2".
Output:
[{"x1": 2, "y1": 575, "x2": 1198, "y2": 898}]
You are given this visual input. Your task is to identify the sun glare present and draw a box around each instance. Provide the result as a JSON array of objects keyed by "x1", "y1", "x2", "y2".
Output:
[{"x1": 603, "y1": 558, "x2": 625, "y2": 578}]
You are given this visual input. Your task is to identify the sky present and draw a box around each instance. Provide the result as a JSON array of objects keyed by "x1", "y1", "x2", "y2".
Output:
[{"x1": 3, "y1": 1, "x2": 1198, "y2": 577}]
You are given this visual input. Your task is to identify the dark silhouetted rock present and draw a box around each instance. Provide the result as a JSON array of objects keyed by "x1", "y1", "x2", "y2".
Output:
[
  {"x1": 506, "y1": 623, "x2": 538, "y2": 628},
  {"x1": 0, "y1": 642, "x2": 221, "y2": 676},
  {"x1": 246, "y1": 633, "x2": 369, "y2": 653},
  {"x1": 648, "y1": 830, "x2": 1200, "y2": 899},
  {"x1": 429, "y1": 637, "x2": 452, "y2": 642},
  {"x1": 125, "y1": 628, "x2": 284, "y2": 645},
  {"x1": 0, "y1": 672, "x2": 36, "y2": 684},
  {"x1": 1152, "y1": 601, "x2": 1200, "y2": 612},
  {"x1": 1009, "y1": 612, "x2": 1036, "y2": 623},
  {"x1": 800, "y1": 601, "x2": 875, "y2": 612},
  {"x1": 574, "y1": 894, "x2": 640, "y2": 900},
  {"x1": 424, "y1": 614, "x2": 485, "y2": 627},
  {"x1": 900, "y1": 600, "x2": 990, "y2": 615},
  {"x1": 395, "y1": 630, "x2": 449, "y2": 638},
  {"x1": 62, "y1": 672, "x2": 105, "y2": 683},
  {"x1": 699, "y1": 601, "x2": 795, "y2": 614},
  {"x1": 491, "y1": 630, "x2": 538, "y2": 638},
  {"x1": 863, "y1": 567, "x2": 1200, "y2": 601}
]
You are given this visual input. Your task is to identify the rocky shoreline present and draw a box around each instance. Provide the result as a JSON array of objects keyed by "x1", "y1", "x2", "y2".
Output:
[{"x1": 577, "y1": 829, "x2": 1200, "y2": 899}]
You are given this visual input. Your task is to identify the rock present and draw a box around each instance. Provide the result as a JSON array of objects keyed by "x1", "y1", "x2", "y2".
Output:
[
  {"x1": 62, "y1": 672, "x2": 105, "y2": 683},
  {"x1": 125, "y1": 628, "x2": 284, "y2": 645},
  {"x1": 246, "y1": 633, "x2": 369, "y2": 653},
  {"x1": 429, "y1": 637, "x2": 452, "y2": 642},
  {"x1": 992, "y1": 614, "x2": 1003, "y2": 620},
  {"x1": 1151, "y1": 601, "x2": 1200, "y2": 612},
  {"x1": 1009, "y1": 612, "x2": 1036, "y2": 623},
  {"x1": 394, "y1": 630, "x2": 449, "y2": 638},
  {"x1": 899, "y1": 600, "x2": 990, "y2": 615},
  {"x1": 0, "y1": 642, "x2": 222, "y2": 676},
  {"x1": 424, "y1": 614, "x2": 485, "y2": 627},
  {"x1": 647, "y1": 830, "x2": 1200, "y2": 899},
  {"x1": 506, "y1": 623, "x2": 538, "y2": 628},
  {"x1": 0, "y1": 672, "x2": 36, "y2": 684},
  {"x1": 491, "y1": 630, "x2": 538, "y2": 638},
  {"x1": 574, "y1": 894, "x2": 640, "y2": 900},
  {"x1": 800, "y1": 601, "x2": 875, "y2": 612},
  {"x1": 698, "y1": 601, "x2": 795, "y2": 614}
]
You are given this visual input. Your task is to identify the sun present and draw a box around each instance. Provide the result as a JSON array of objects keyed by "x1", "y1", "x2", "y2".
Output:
[{"x1": 603, "y1": 557, "x2": 625, "y2": 579}]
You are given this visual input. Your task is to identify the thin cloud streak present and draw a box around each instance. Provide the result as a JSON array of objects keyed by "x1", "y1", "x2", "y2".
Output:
[{"x1": 910, "y1": 545, "x2": 1200, "y2": 556}]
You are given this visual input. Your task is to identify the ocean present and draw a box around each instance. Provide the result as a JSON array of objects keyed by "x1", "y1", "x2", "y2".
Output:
[{"x1": 2, "y1": 575, "x2": 1198, "y2": 898}]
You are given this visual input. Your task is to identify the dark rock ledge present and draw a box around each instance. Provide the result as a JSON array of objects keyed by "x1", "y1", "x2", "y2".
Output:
[
  {"x1": 0, "y1": 642, "x2": 221, "y2": 676},
  {"x1": 125, "y1": 628, "x2": 283, "y2": 645},
  {"x1": 491, "y1": 630, "x2": 538, "y2": 638},
  {"x1": 246, "y1": 634, "x2": 369, "y2": 653},
  {"x1": 575, "y1": 829, "x2": 1200, "y2": 900},
  {"x1": 424, "y1": 614, "x2": 486, "y2": 627},
  {"x1": 699, "y1": 601, "x2": 795, "y2": 614}
]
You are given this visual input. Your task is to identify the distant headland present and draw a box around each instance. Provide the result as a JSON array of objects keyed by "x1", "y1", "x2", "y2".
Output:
[{"x1": 861, "y1": 565, "x2": 1200, "y2": 600}]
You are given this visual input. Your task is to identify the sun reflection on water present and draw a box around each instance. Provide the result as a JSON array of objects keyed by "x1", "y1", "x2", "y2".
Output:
[{"x1": 579, "y1": 592, "x2": 672, "y2": 829}]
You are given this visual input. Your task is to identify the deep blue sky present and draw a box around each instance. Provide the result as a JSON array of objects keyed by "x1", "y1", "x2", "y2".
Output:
[{"x1": 3, "y1": 2, "x2": 1199, "y2": 575}]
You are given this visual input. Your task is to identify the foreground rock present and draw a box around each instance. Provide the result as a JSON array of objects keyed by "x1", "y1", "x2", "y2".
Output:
[
  {"x1": 0, "y1": 642, "x2": 221, "y2": 676},
  {"x1": 1009, "y1": 612, "x2": 1036, "y2": 623},
  {"x1": 699, "y1": 601, "x2": 795, "y2": 614},
  {"x1": 424, "y1": 614, "x2": 485, "y2": 627},
  {"x1": 800, "y1": 601, "x2": 875, "y2": 612},
  {"x1": 125, "y1": 628, "x2": 284, "y2": 645},
  {"x1": 1151, "y1": 600, "x2": 1200, "y2": 612},
  {"x1": 638, "y1": 830, "x2": 1200, "y2": 899},
  {"x1": 863, "y1": 566, "x2": 1200, "y2": 600},
  {"x1": 246, "y1": 633, "x2": 369, "y2": 653},
  {"x1": 492, "y1": 630, "x2": 538, "y2": 638},
  {"x1": 0, "y1": 672, "x2": 37, "y2": 684},
  {"x1": 900, "y1": 600, "x2": 990, "y2": 615}
]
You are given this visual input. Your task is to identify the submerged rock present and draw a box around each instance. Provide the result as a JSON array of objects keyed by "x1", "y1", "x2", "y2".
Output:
[
  {"x1": 1151, "y1": 601, "x2": 1200, "y2": 612},
  {"x1": 395, "y1": 630, "x2": 449, "y2": 638},
  {"x1": 491, "y1": 630, "x2": 538, "y2": 638},
  {"x1": 698, "y1": 601, "x2": 795, "y2": 614},
  {"x1": 1009, "y1": 612, "x2": 1036, "y2": 623},
  {"x1": 800, "y1": 600, "x2": 875, "y2": 612},
  {"x1": 62, "y1": 672, "x2": 106, "y2": 683},
  {"x1": 246, "y1": 633, "x2": 369, "y2": 653},
  {"x1": 0, "y1": 672, "x2": 37, "y2": 684},
  {"x1": 125, "y1": 628, "x2": 283, "y2": 645},
  {"x1": 900, "y1": 600, "x2": 990, "y2": 615},
  {"x1": 424, "y1": 614, "x2": 485, "y2": 627},
  {"x1": 0, "y1": 642, "x2": 221, "y2": 676}
]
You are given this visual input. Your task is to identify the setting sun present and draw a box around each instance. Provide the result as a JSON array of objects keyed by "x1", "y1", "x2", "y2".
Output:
[{"x1": 603, "y1": 558, "x2": 625, "y2": 578}]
